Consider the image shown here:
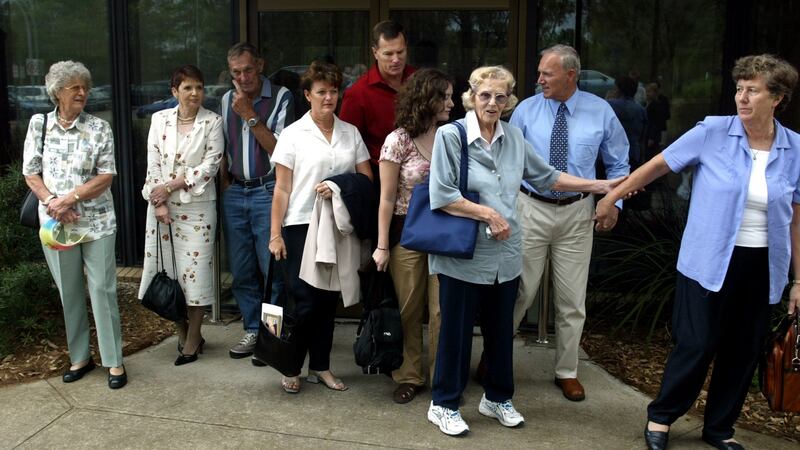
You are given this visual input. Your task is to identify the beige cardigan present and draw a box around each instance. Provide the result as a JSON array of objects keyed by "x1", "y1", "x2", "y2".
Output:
[{"x1": 299, "y1": 181, "x2": 362, "y2": 307}]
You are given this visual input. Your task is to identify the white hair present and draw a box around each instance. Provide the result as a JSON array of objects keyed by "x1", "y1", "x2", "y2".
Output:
[{"x1": 44, "y1": 60, "x2": 92, "y2": 105}]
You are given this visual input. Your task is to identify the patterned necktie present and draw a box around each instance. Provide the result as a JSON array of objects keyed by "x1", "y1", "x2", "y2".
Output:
[{"x1": 549, "y1": 102, "x2": 569, "y2": 197}]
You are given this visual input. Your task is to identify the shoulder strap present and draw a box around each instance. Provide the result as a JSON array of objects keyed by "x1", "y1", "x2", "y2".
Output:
[
  {"x1": 451, "y1": 121, "x2": 469, "y2": 195},
  {"x1": 40, "y1": 113, "x2": 47, "y2": 151}
]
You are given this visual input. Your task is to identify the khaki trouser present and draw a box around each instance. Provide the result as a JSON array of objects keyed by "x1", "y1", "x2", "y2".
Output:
[
  {"x1": 42, "y1": 233, "x2": 123, "y2": 368},
  {"x1": 513, "y1": 194, "x2": 593, "y2": 379},
  {"x1": 389, "y1": 244, "x2": 441, "y2": 386}
]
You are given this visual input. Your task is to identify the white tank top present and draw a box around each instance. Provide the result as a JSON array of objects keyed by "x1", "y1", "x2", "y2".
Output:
[{"x1": 735, "y1": 149, "x2": 769, "y2": 247}]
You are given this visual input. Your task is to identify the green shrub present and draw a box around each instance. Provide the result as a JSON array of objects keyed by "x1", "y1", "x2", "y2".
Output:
[
  {"x1": 588, "y1": 190, "x2": 687, "y2": 340},
  {"x1": 0, "y1": 164, "x2": 43, "y2": 268},
  {"x1": 0, "y1": 261, "x2": 61, "y2": 356}
]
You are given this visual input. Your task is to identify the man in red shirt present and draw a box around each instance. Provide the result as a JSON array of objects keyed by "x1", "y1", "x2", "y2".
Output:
[{"x1": 340, "y1": 20, "x2": 415, "y2": 177}]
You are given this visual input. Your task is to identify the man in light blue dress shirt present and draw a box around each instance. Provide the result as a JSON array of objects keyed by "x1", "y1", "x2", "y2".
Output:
[{"x1": 509, "y1": 44, "x2": 629, "y2": 401}]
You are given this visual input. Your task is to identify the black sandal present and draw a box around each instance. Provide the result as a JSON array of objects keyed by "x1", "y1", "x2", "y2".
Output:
[{"x1": 393, "y1": 383, "x2": 420, "y2": 404}]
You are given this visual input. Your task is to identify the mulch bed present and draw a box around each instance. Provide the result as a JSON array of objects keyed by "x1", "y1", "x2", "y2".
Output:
[
  {"x1": 581, "y1": 321, "x2": 800, "y2": 443},
  {"x1": 0, "y1": 282, "x2": 175, "y2": 386}
]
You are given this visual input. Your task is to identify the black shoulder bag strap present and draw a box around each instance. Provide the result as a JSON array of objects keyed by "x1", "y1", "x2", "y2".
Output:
[{"x1": 451, "y1": 121, "x2": 470, "y2": 196}]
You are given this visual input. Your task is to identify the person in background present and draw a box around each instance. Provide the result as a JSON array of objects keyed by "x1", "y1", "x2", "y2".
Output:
[
  {"x1": 22, "y1": 60, "x2": 127, "y2": 389},
  {"x1": 139, "y1": 65, "x2": 223, "y2": 366},
  {"x1": 608, "y1": 75, "x2": 648, "y2": 168},
  {"x1": 220, "y1": 43, "x2": 295, "y2": 364},
  {"x1": 269, "y1": 61, "x2": 373, "y2": 394},
  {"x1": 645, "y1": 81, "x2": 671, "y2": 161},
  {"x1": 339, "y1": 20, "x2": 415, "y2": 184},
  {"x1": 373, "y1": 68, "x2": 454, "y2": 404},
  {"x1": 509, "y1": 44, "x2": 629, "y2": 403},
  {"x1": 595, "y1": 54, "x2": 800, "y2": 450},
  {"x1": 426, "y1": 65, "x2": 624, "y2": 436}
]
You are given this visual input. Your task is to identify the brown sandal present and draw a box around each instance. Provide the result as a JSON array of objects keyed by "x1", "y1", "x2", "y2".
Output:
[{"x1": 393, "y1": 383, "x2": 420, "y2": 404}]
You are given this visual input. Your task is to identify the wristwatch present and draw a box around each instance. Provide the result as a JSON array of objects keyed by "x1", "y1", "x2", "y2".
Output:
[{"x1": 246, "y1": 116, "x2": 259, "y2": 128}]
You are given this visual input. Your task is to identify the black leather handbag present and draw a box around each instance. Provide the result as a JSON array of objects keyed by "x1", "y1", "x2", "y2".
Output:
[
  {"x1": 141, "y1": 223, "x2": 187, "y2": 322},
  {"x1": 19, "y1": 114, "x2": 48, "y2": 229},
  {"x1": 253, "y1": 255, "x2": 297, "y2": 376}
]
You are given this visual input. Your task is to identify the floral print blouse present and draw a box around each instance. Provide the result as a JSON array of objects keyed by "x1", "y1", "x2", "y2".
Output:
[
  {"x1": 379, "y1": 127, "x2": 431, "y2": 215},
  {"x1": 22, "y1": 110, "x2": 117, "y2": 242}
]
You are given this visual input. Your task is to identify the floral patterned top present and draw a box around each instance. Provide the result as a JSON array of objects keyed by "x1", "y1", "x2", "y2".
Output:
[
  {"x1": 379, "y1": 127, "x2": 431, "y2": 215},
  {"x1": 22, "y1": 110, "x2": 117, "y2": 242},
  {"x1": 142, "y1": 106, "x2": 223, "y2": 204}
]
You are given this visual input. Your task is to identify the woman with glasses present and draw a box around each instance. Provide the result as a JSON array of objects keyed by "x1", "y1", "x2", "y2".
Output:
[{"x1": 425, "y1": 66, "x2": 623, "y2": 436}]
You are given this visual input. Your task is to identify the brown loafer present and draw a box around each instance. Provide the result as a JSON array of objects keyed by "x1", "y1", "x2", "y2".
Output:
[{"x1": 554, "y1": 377, "x2": 586, "y2": 401}]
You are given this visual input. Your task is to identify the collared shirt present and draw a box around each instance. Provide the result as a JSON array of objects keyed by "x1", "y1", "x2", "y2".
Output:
[
  {"x1": 221, "y1": 76, "x2": 294, "y2": 181},
  {"x1": 510, "y1": 90, "x2": 629, "y2": 206},
  {"x1": 663, "y1": 115, "x2": 800, "y2": 304},
  {"x1": 271, "y1": 112, "x2": 370, "y2": 226},
  {"x1": 428, "y1": 111, "x2": 560, "y2": 284},
  {"x1": 22, "y1": 110, "x2": 117, "y2": 242},
  {"x1": 339, "y1": 64, "x2": 416, "y2": 164}
]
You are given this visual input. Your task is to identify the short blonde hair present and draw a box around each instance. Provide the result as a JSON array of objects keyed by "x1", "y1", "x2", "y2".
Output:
[{"x1": 461, "y1": 66, "x2": 518, "y2": 113}]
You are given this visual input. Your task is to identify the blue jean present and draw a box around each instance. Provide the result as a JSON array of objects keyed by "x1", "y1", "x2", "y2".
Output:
[{"x1": 222, "y1": 181, "x2": 283, "y2": 332}]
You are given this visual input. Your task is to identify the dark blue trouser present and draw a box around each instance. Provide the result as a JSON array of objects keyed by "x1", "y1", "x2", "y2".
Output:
[
  {"x1": 222, "y1": 181, "x2": 283, "y2": 332},
  {"x1": 432, "y1": 274, "x2": 518, "y2": 410},
  {"x1": 282, "y1": 224, "x2": 339, "y2": 376},
  {"x1": 648, "y1": 246, "x2": 772, "y2": 441}
]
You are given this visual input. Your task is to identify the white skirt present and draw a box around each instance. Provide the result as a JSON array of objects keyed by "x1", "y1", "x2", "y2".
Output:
[{"x1": 138, "y1": 200, "x2": 216, "y2": 306}]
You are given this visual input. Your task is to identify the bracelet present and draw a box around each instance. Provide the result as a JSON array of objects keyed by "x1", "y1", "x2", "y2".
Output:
[
  {"x1": 73, "y1": 192, "x2": 81, "y2": 202},
  {"x1": 165, "y1": 184, "x2": 173, "y2": 194},
  {"x1": 376, "y1": 246, "x2": 389, "y2": 251},
  {"x1": 43, "y1": 194, "x2": 56, "y2": 206},
  {"x1": 269, "y1": 235, "x2": 282, "y2": 243}
]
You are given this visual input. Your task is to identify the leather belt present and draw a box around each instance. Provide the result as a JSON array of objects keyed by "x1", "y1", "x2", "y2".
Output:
[
  {"x1": 233, "y1": 175, "x2": 271, "y2": 188},
  {"x1": 519, "y1": 186, "x2": 589, "y2": 206}
]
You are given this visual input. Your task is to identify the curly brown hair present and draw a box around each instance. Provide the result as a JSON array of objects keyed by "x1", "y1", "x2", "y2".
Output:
[
  {"x1": 732, "y1": 54, "x2": 798, "y2": 113},
  {"x1": 394, "y1": 68, "x2": 453, "y2": 138}
]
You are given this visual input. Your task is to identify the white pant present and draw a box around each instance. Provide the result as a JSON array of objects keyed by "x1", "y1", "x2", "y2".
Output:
[{"x1": 513, "y1": 193, "x2": 594, "y2": 379}]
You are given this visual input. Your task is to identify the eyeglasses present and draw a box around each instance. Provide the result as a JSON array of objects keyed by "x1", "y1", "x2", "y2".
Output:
[
  {"x1": 476, "y1": 91, "x2": 509, "y2": 105},
  {"x1": 63, "y1": 84, "x2": 89, "y2": 94}
]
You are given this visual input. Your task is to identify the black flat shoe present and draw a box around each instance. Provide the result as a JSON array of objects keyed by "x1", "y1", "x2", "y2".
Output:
[
  {"x1": 62, "y1": 359, "x2": 96, "y2": 383},
  {"x1": 702, "y1": 435, "x2": 744, "y2": 450},
  {"x1": 644, "y1": 424, "x2": 669, "y2": 450},
  {"x1": 108, "y1": 366, "x2": 127, "y2": 389}
]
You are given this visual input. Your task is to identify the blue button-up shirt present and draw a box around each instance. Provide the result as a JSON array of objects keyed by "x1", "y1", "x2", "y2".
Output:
[
  {"x1": 510, "y1": 90, "x2": 629, "y2": 207},
  {"x1": 428, "y1": 112, "x2": 560, "y2": 284},
  {"x1": 663, "y1": 116, "x2": 800, "y2": 304}
]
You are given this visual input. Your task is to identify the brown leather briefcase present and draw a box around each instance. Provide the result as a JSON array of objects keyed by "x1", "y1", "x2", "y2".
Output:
[{"x1": 760, "y1": 312, "x2": 800, "y2": 412}]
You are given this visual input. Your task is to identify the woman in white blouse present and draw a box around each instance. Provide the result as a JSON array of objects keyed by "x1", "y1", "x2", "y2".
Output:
[
  {"x1": 138, "y1": 65, "x2": 224, "y2": 366},
  {"x1": 269, "y1": 61, "x2": 373, "y2": 393}
]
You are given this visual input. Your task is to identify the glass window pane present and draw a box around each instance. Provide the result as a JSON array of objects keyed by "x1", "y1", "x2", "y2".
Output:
[
  {"x1": 391, "y1": 10, "x2": 510, "y2": 118},
  {"x1": 259, "y1": 11, "x2": 370, "y2": 118},
  {"x1": 2, "y1": 0, "x2": 112, "y2": 162},
  {"x1": 128, "y1": 0, "x2": 232, "y2": 264}
]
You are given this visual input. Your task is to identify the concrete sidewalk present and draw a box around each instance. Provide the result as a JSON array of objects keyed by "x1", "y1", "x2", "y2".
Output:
[{"x1": 0, "y1": 323, "x2": 790, "y2": 449}]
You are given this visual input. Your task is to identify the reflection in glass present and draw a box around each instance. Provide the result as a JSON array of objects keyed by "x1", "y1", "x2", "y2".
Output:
[
  {"x1": 391, "y1": 10, "x2": 509, "y2": 118},
  {"x1": 2, "y1": 0, "x2": 112, "y2": 161}
]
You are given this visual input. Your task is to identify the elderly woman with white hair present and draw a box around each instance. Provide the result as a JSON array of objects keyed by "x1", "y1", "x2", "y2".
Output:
[
  {"x1": 426, "y1": 65, "x2": 622, "y2": 436},
  {"x1": 22, "y1": 60, "x2": 126, "y2": 389}
]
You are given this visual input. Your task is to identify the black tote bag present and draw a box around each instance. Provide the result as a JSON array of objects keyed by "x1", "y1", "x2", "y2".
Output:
[
  {"x1": 19, "y1": 114, "x2": 48, "y2": 229},
  {"x1": 141, "y1": 223, "x2": 187, "y2": 322},
  {"x1": 253, "y1": 254, "x2": 297, "y2": 376},
  {"x1": 400, "y1": 121, "x2": 480, "y2": 259}
]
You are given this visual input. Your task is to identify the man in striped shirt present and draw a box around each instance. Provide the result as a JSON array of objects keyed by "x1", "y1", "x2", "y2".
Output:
[{"x1": 220, "y1": 43, "x2": 295, "y2": 363}]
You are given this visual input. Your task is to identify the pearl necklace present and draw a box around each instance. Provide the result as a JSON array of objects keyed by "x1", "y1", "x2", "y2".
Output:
[
  {"x1": 312, "y1": 117, "x2": 333, "y2": 133},
  {"x1": 177, "y1": 114, "x2": 197, "y2": 123}
]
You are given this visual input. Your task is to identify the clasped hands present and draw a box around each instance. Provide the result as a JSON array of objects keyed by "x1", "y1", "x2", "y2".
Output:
[{"x1": 46, "y1": 195, "x2": 80, "y2": 224}]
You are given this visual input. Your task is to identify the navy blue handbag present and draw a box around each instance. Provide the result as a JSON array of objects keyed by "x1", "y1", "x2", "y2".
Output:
[{"x1": 400, "y1": 121, "x2": 479, "y2": 259}]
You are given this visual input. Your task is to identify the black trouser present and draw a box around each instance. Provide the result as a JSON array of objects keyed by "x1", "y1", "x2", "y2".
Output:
[
  {"x1": 432, "y1": 274, "x2": 518, "y2": 410},
  {"x1": 282, "y1": 224, "x2": 340, "y2": 377},
  {"x1": 647, "y1": 246, "x2": 772, "y2": 441}
]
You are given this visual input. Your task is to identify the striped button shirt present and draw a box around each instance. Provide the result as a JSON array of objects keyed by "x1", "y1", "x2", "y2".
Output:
[{"x1": 221, "y1": 76, "x2": 295, "y2": 181}]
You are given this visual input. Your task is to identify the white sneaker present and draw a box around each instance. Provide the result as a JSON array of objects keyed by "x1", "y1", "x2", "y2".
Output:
[
  {"x1": 478, "y1": 394, "x2": 524, "y2": 427},
  {"x1": 427, "y1": 401, "x2": 470, "y2": 436}
]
